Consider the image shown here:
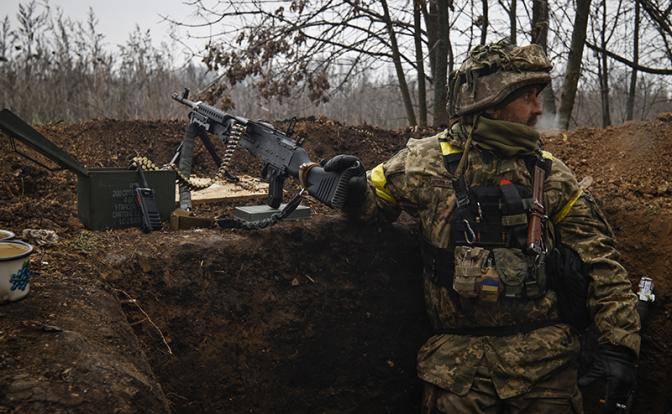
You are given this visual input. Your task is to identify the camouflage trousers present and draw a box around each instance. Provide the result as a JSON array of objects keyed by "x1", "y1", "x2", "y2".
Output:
[{"x1": 423, "y1": 358, "x2": 583, "y2": 414}]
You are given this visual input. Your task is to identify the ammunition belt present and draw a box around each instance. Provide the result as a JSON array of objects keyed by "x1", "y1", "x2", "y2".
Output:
[
  {"x1": 130, "y1": 123, "x2": 250, "y2": 191},
  {"x1": 130, "y1": 156, "x2": 214, "y2": 190}
]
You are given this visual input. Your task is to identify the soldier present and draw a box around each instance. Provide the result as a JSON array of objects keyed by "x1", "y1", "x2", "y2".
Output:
[{"x1": 323, "y1": 40, "x2": 640, "y2": 413}]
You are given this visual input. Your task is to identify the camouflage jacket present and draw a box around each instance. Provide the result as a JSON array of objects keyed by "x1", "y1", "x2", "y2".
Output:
[{"x1": 351, "y1": 129, "x2": 641, "y2": 398}]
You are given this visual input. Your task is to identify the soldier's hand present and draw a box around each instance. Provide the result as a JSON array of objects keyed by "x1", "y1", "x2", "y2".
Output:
[
  {"x1": 323, "y1": 154, "x2": 367, "y2": 210},
  {"x1": 578, "y1": 344, "x2": 637, "y2": 413}
]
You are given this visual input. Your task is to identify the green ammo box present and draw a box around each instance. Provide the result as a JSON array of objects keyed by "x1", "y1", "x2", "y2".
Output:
[
  {"x1": 0, "y1": 109, "x2": 176, "y2": 230},
  {"x1": 77, "y1": 168, "x2": 176, "y2": 230}
]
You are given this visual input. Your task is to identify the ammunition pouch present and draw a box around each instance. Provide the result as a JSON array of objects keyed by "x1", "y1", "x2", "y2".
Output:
[
  {"x1": 547, "y1": 245, "x2": 591, "y2": 332},
  {"x1": 421, "y1": 240, "x2": 547, "y2": 302}
]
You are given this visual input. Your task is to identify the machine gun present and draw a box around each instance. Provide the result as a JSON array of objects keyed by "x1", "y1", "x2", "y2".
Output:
[{"x1": 171, "y1": 89, "x2": 361, "y2": 225}]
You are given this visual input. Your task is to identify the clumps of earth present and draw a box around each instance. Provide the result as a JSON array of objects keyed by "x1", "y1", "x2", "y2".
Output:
[{"x1": 1, "y1": 114, "x2": 672, "y2": 413}]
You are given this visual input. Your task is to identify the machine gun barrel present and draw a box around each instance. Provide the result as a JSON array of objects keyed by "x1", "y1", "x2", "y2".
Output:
[{"x1": 171, "y1": 90, "x2": 249, "y2": 127}]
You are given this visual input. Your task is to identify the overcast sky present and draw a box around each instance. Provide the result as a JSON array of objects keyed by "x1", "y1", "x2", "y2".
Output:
[{"x1": 3, "y1": 0, "x2": 209, "y2": 54}]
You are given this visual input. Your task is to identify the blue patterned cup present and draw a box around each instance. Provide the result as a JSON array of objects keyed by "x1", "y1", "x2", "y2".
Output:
[{"x1": 0, "y1": 241, "x2": 34, "y2": 303}]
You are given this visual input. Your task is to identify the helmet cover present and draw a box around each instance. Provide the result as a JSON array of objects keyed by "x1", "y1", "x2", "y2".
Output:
[{"x1": 451, "y1": 39, "x2": 552, "y2": 116}]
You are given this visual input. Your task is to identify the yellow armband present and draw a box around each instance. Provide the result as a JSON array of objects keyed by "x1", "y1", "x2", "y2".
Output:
[
  {"x1": 370, "y1": 163, "x2": 398, "y2": 204},
  {"x1": 552, "y1": 189, "x2": 583, "y2": 224}
]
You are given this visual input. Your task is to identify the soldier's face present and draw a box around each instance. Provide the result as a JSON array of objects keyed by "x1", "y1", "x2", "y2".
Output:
[{"x1": 490, "y1": 88, "x2": 543, "y2": 127}]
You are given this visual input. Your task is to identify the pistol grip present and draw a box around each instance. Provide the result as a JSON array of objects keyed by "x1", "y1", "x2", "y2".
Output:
[{"x1": 263, "y1": 165, "x2": 286, "y2": 209}]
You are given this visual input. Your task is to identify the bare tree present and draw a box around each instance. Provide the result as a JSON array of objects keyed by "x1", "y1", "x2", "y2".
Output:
[
  {"x1": 557, "y1": 0, "x2": 592, "y2": 130},
  {"x1": 433, "y1": 0, "x2": 452, "y2": 126},
  {"x1": 171, "y1": 0, "x2": 434, "y2": 126},
  {"x1": 626, "y1": 0, "x2": 640, "y2": 121},
  {"x1": 0, "y1": 2, "x2": 208, "y2": 122},
  {"x1": 638, "y1": 0, "x2": 672, "y2": 65},
  {"x1": 531, "y1": 0, "x2": 556, "y2": 114},
  {"x1": 381, "y1": 0, "x2": 417, "y2": 125},
  {"x1": 596, "y1": 0, "x2": 612, "y2": 127},
  {"x1": 480, "y1": 0, "x2": 489, "y2": 45},
  {"x1": 499, "y1": 0, "x2": 517, "y2": 45},
  {"x1": 6, "y1": 0, "x2": 672, "y2": 131},
  {"x1": 414, "y1": 0, "x2": 427, "y2": 127}
]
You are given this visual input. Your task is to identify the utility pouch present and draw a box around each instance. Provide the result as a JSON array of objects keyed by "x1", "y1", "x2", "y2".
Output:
[
  {"x1": 453, "y1": 246, "x2": 489, "y2": 298},
  {"x1": 493, "y1": 248, "x2": 527, "y2": 299},
  {"x1": 492, "y1": 248, "x2": 546, "y2": 299},
  {"x1": 547, "y1": 245, "x2": 591, "y2": 331}
]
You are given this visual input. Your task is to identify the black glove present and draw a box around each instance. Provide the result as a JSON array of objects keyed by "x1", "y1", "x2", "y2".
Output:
[
  {"x1": 323, "y1": 154, "x2": 367, "y2": 210},
  {"x1": 578, "y1": 344, "x2": 637, "y2": 413}
]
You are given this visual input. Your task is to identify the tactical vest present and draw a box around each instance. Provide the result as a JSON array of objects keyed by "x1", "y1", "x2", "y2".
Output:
[{"x1": 422, "y1": 142, "x2": 553, "y2": 306}]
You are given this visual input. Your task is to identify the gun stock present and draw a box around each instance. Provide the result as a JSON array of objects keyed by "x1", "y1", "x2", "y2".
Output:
[{"x1": 527, "y1": 163, "x2": 546, "y2": 256}]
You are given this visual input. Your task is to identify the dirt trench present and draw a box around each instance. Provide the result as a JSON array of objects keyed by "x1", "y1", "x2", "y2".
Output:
[
  {"x1": 104, "y1": 218, "x2": 430, "y2": 413},
  {"x1": 2, "y1": 115, "x2": 672, "y2": 413}
]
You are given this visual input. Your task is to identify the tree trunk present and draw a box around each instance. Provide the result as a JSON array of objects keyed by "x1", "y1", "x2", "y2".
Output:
[
  {"x1": 480, "y1": 0, "x2": 489, "y2": 45},
  {"x1": 626, "y1": 0, "x2": 639, "y2": 121},
  {"x1": 414, "y1": 0, "x2": 427, "y2": 127},
  {"x1": 433, "y1": 0, "x2": 450, "y2": 126},
  {"x1": 557, "y1": 0, "x2": 592, "y2": 130},
  {"x1": 531, "y1": 0, "x2": 556, "y2": 114},
  {"x1": 510, "y1": 0, "x2": 517, "y2": 45},
  {"x1": 599, "y1": 0, "x2": 611, "y2": 127},
  {"x1": 381, "y1": 0, "x2": 417, "y2": 126},
  {"x1": 423, "y1": 0, "x2": 438, "y2": 83},
  {"x1": 448, "y1": 11, "x2": 454, "y2": 77}
]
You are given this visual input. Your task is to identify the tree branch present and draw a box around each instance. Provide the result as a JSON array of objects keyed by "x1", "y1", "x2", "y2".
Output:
[{"x1": 585, "y1": 41, "x2": 672, "y2": 75}]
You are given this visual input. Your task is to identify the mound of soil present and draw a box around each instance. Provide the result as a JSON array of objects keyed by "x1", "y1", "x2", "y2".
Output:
[
  {"x1": 1, "y1": 113, "x2": 672, "y2": 413},
  {"x1": 544, "y1": 115, "x2": 672, "y2": 413}
]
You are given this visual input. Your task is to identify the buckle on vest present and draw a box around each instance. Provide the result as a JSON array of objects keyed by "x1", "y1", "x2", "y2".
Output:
[
  {"x1": 456, "y1": 193, "x2": 470, "y2": 208},
  {"x1": 525, "y1": 279, "x2": 541, "y2": 298}
]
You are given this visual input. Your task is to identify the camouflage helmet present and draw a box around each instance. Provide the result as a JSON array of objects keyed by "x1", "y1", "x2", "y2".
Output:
[{"x1": 450, "y1": 39, "x2": 552, "y2": 116}]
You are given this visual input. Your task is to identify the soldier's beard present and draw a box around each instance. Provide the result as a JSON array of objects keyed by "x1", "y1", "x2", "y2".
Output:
[{"x1": 527, "y1": 115, "x2": 538, "y2": 127}]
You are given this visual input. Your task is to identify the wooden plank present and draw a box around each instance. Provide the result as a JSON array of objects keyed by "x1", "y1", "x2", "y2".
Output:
[{"x1": 175, "y1": 175, "x2": 269, "y2": 205}]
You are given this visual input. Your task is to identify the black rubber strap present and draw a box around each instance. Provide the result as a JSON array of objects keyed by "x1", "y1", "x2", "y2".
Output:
[{"x1": 440, "y1": 319, "x2": 562, "y2": 337}]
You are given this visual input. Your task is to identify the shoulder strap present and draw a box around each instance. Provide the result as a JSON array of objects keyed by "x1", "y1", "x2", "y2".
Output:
[
  {"x1": 439, "y1": 139, "x2": 470, "y2": 208},
  {"x1": 523, "y1": 153, "x2": 552, "y2": 179}
]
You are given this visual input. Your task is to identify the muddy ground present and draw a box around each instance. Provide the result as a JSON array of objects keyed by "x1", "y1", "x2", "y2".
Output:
[{"x1": 1, "y1": 114, "x2": 672, "y2": 413}]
